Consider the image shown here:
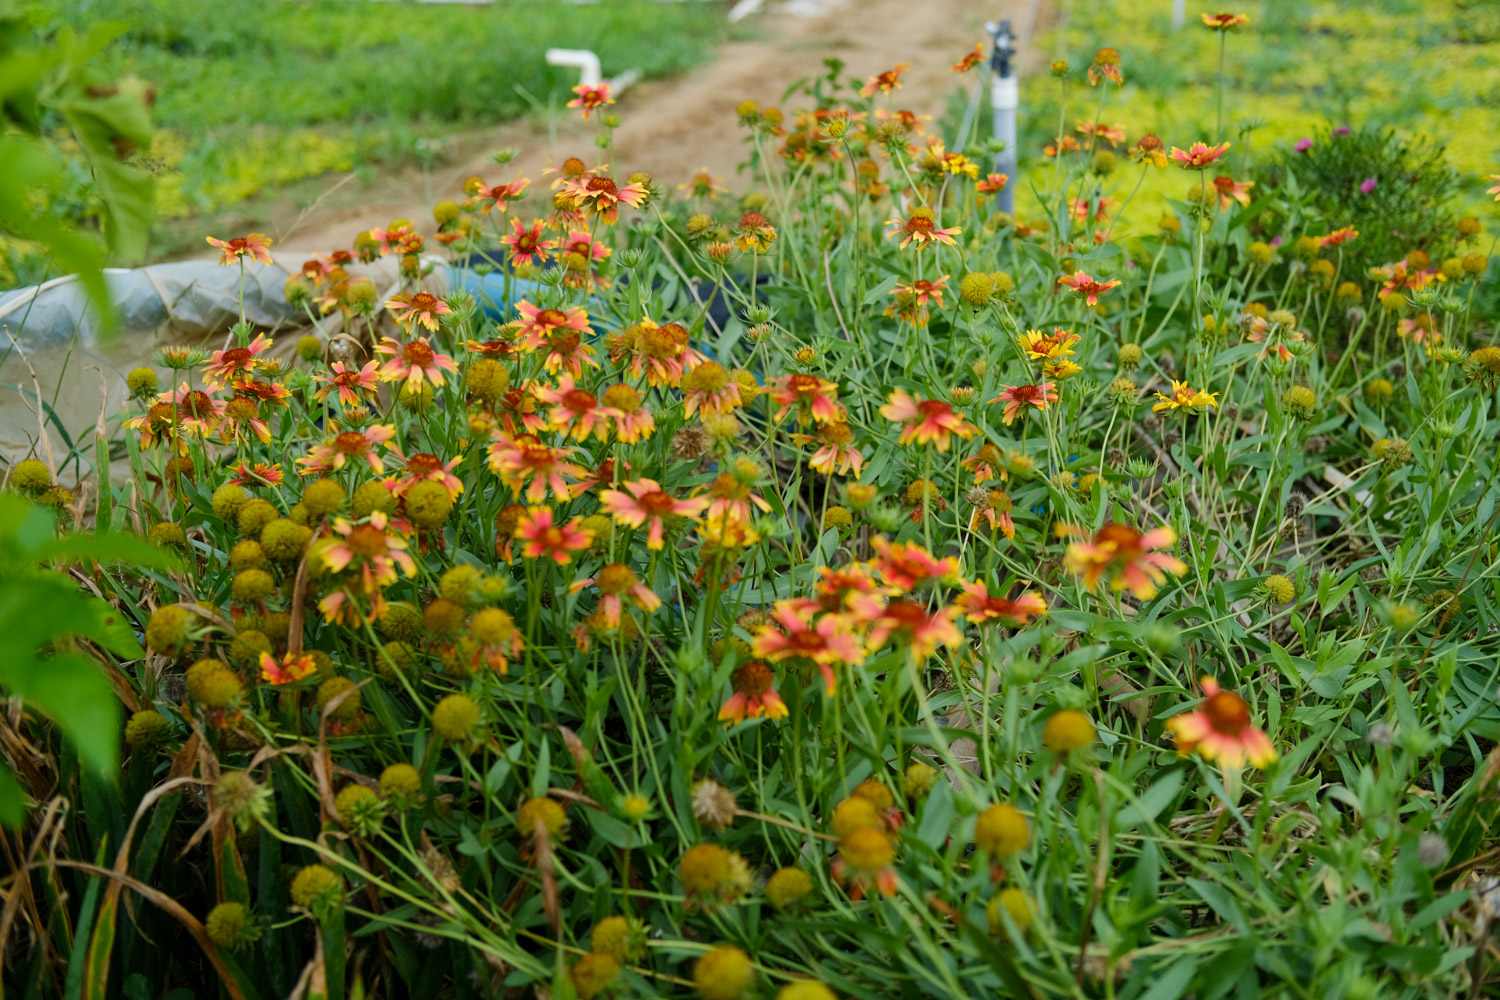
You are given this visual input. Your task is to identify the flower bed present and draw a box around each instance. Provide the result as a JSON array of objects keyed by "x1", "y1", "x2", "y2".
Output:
[{"x1": 5, "y1": 22, "x2": 1500, "y2": 1000}]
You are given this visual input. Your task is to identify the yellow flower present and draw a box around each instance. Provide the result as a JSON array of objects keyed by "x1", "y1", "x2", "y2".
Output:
[{"x1": 1151, "y1": 380, "x2": 1218, "y2": 413}]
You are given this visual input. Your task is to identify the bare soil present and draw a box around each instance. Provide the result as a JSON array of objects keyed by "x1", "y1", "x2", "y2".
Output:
[{"x1": 223, "y1": 0, "x2": 1048, "y2": 258}]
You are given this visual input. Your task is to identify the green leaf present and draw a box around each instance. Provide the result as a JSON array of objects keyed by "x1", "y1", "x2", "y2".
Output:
[
  {"x1": 0, "y1": 652, "x2": 119, "y2": 777},
  {"x1": 1114, "y1": 770, "x2": 1184, "y2": 831},
  {"x1": 915, "y1": 779, "x2": 955, "y2": 850},
  {"x1": 0, "y1": 765, "x2": 25, "y2": 828}
]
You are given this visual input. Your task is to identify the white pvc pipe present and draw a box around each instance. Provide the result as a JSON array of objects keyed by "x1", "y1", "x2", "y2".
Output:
[
  {"x1": 545, "y1": 48, "x2": 602, "y2": 89},
  {"x1": 991, "y1": 72, "x2": 1018, "y2": 217}
]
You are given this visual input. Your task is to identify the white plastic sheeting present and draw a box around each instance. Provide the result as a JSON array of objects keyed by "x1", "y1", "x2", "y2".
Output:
[{"x1": 0, "y1": 254, "x2": 446, "y2": 483}]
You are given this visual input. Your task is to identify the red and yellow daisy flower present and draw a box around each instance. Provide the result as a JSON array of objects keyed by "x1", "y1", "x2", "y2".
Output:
[
  {"x1": 750, "y1": 599, "x2": 865, "y2": 694},
  {"x1": 864, "y1": 600, "x2": 963, "y2": 663},
  {"x1": 954, "y1": 581, "x2": 1047, "y2": 625},
  {"x1": 1201, "y1": 12, "x2": 1249, "y2": 30},
  {"x1": 976, "y1": 173, "x2": 1009, "y2": 195},
  {"x1": 487, "y1": 432, "x2": 587, "y2": 503},
  {"x1": 599, "y1": 478, "x2": 710, "y2": 550},
  {"x1": 1166, "y1": 676, "x2": 1277, "y2": 768},
  {"x1": 567, "y1": 82, "x2": 614, "y2": 119},
  {"x1": 390, "y1": 451, "x2": 464, "y2": 502},
  {"x1": 532, "y1": 376, "x2": 615, "y2": 441},
  {"x1": 990, "y1": 382, "x2": 1058, "y2": 426},
  {"x1": 1076, "y1": 121, "x2": 1126, "y2": 148},
  {"x1": 879, "y1": 389, "x2": 977, "y2": 451},
  {"x1": 312, "y1": 360, "x2": 380, "y2": 406},
  {"x1": 951, "y1": 43, "x2": 984, "y2": 73},
  {"x1": 514, "y1": 301, "x2": 592, "y2": 350},
  {"x1": 206, "y1": 233, "x2": 273, "y2": 266},
  {"x1": 202, "y1": 333, "x2": 274, "y2": 390},
  {"x1": 768, "y1": 373, "x2": 843, "y2": 425},
  {"x1": 500, "y1": 218, "x2": 557, "y2": 267},
  {"x1": 563, "y1": 173, "x2": 646, "y2": 226},
  {"x1": 1170, "y1": 141, "x2": 1232, "y2": 169},
  {"x1": 1044, "y1": 135, "x2": 1081, "y2": 158},
  {"x1": 1210, "y1": 175, "x2": 1255, "y2": 211},
  {"x1": 376, "y1": 336, "x2": 460, "y2": 390},
  {"x1": 1016, "y1": 328, "x2": 1079, "y2": 362},
  {"x1": 868, "y1": 537, "x2": 961, "y2": 591},
  {"x1": 226, "y1": 462, "x2": 283, "y2": 487},
  {"x1": 298, "y1": 424, "x2": 397, "y2": 476},
  {"x1": 569, "y1": 562, "x2": 661, "y2": 629},
  {"x1": 806, "y1": 421, "x2": 864, "y2": 477},
  {"x1": 1060, "y1": 522, "x2": 1188, "y2": 600},
  {"x1": 718, "y1": 661, "x2": 789, "y2": 724},
  {"x1": 1057, "y1": 271, "x2": 1122, "y2": 306},
  {"x1": 885, "y1": 207, "x2": 962, "y2": 250},
  {"x1": 1316, "y1": 226, "x2": 1359, "y2": 248},
  {"x1": 260, "y1": 651, "x2": 317, "y2": 687},
  {"x1": 598, "y1": 383, "x2": 655, "y2": 442},
  {"x1": 859, "y1": 62, "x2": 910, "y2": 97},
  {"x1": 1087, "y1": 47, "x2": 1123, "y2": 86},
  {"x1": 514, "y1": 507, "x2": 594, "y2": 565},
  {"x1": 476, "y1": 178, "x2": 530, "y2": 215},
  {"x1": 385, "y1": 292, "x2": 452, "y2": 333}
]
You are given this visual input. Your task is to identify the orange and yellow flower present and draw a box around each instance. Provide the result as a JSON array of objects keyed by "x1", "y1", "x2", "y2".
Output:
[
  {"x1": 860, "y1": 63, "x2": 910, "y2": 97},
  {"x1": 500, "y1": 218, "x2": 557, "y2": 267},
  {"x1": 1152, "y1": 380, "x2": 1219, "y2": 413},
  {"x1": 385, "y1": 292, "x2": 452, "y2": 334},
  {"x1": 203, "y1": 333, "x2": 274, "y2": 390},
  {"x1": 599, "y1": 478, "x2": 710, "y2": 550},
  {"x1": 260, "y1": 651, "x2": 317, "y2": 686},
  {"x1": 879, "y1": 389, "x2": 977, "y2": 451},
  {"x1": 312, "y1": 361, "x2": 380, "y2": 406},
  {"x1": 885, "y1": 208, "x2": 962, "y2": 250},
  {"x1": 567, "y1": 82, "x2": 614, "y2": 119},
  {"x1": 1057, "y1": 271, "x2": 1122, "y2": 306},
  {"x1": 376, "y1": 336, "x2": 460, "y2": 390},
  {"x1": 1061, "y1": 523, "x2": 1187, "y2": 599},
  {"x1": 1170, "y1": 141, "x2": 1231, "y2": 169},
  {"x1": 768, "y1": 373, "x2": 843, "y2": 425},
  {"x1": 1166, "y1": 676, "x2": 1277, "y2": 768},
  {"x1": 990, "y1": 383, "x2": 1057, "y2": 425},
  {"x1": 298, "y1": 424, "x2": 397, "y2": 476},
  {"x1": 570, "y1": 563, "x2": 662, "y2": 629},
  {"x1": 1316, "y1": 226, "x2": 1359, "y2": 248},
  {"x1": 1210, "y1": 175, "x2": 1255, "y2": 211},
  {"x1": 750, "y1": 599, "x2": 865, "y2": 694},
  {"x1": 954, "y1": 581, "x2": 1047, "y2": 626},
  {"x1": 718, "y1": 661, "x2": 788, "y2": 724},
  {"x1": 487, "y1": 432, "x2": 587, "y2": 503},
  {"x1": 207, "y1": 233, "x2": 273, "y2": 266},
  {"x1": 1201, "y1": 12, "x2": 1249, "y2": 30},
  {"x1": 515, "y1": 507, "x2": 594, "y2": 565}
]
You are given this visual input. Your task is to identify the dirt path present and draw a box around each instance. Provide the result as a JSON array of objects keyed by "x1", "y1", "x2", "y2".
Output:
[{"x1": 270, "y1": 0, "x2": 1047, "y2": 257}]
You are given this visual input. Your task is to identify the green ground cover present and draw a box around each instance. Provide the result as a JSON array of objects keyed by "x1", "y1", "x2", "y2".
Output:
[{"x1": 1016, "y1": 0, "x2": 1500, "y2": 228}]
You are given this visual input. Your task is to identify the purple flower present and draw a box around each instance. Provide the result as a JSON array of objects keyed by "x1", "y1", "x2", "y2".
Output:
[
  {"x1": 1294, "y1": 138, "x2": 1313, "y2": 153},
  {"x1": 1269, "y1": 236, "x2": 1283, "y2": 247},
  {"x1": 1334, "y1": 126, "x2": 1351, "y2": 136},
  {"x1": 1359, "y1": 177, "x2": 1377, "y2": 194}
]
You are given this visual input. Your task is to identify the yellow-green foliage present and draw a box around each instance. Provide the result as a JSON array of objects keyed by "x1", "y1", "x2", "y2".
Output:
[{"x1": 1019, "y1": 0, "x2": 1499, "y2": 223}]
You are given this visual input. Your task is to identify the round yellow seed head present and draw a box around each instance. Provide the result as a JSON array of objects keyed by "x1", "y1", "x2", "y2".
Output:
[
  {"x1": 379, "y1": 763, "x2": 421, "y2": 798},
  {"x1": 974, "y1": 803, "x2": 1030, "y2": 858},
  {"x1": 1264, "y1": 574, "x2": 1296, "y2": 604},
  {"x1": 431, "y1": 693, "x2": 480, "y2": 740},
  {"x1": 1042, "y1": 710, "x2": 1097, "y2": 752},
  {"x1": 289, "y1": 865, "x2": 343, "y2": 909},
  {"x1": 205, "y1": 901, "x2": 248, "y2": 948},
  {"x1": 695, "y1": 946, "x2": 755, "y2": 1000},
  {"x1": 764, "y1": 866, "x2": 815, "y2": 910}
]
